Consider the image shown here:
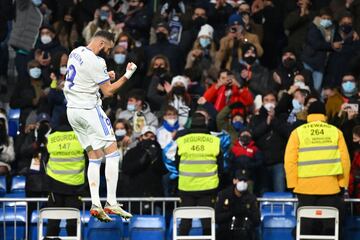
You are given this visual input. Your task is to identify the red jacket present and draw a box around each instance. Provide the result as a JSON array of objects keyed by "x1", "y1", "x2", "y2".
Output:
[
  {"x1": 203, "y1": 84, "x2": 254, "y2": 114},
  {"x1": 349, "y1": 151, "x2": 360, "y2": 197},
  {"x1": 231, "y1": 140, "x2": 258, "y2": 158}
]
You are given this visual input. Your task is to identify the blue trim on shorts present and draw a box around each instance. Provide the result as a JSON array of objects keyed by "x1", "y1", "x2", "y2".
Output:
[
  {"x1": 95, "y1": 106, "x2": 109, "y2": 136},
  {"x1": 89, "y1": 159, "x2": 102, "y2": 165},
  {"x1": 105, "y1": 152, "x2": 120, "y2": 158},
  {"x1": 98, "y1": 78, "x2": 110, "y2": 85}
]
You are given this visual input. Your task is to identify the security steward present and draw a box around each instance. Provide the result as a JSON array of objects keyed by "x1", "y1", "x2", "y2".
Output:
[
  {"x1": 285, "y1": 100, "x2": 350, "y2": 237},
  {"x1": 175, "y1": 112, "x2": 222, "y2": 236},
  {"x1": 45, "y1": 115, "x2": 86, "y2": 237},
  {"x1": 215, "y1": 169, "x2": 260, "y2": 240}
]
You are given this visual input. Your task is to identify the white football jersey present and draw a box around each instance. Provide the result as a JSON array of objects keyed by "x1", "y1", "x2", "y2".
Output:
[{"x1": 64, "y1": 46, "x2": 110, "y2": 109}]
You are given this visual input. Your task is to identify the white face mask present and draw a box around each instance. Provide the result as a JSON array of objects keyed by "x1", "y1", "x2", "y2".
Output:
[
  {"x1": 294, "y1": 81, "x2": 306, "y2": 89},
  {"x1": 236, "y1": 181, "x2": 248, "y2": 192},
  {"x1": 40, "y1": 35, "x2": 52, "y2": 44},
  {"x1": 166, "y1": 119, "x2": 177, "y2": 126},
  {"x1": 263, "y1": 102, "x2": 275, "y2": 111},
  {"x1": 115, "y1": 129, "x2": 127, "y2": 137},
  {"x1": 59, "y1": 66, "x2": 67, "y2": 75}
]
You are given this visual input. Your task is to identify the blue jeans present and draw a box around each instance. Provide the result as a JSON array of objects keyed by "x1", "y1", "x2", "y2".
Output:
[
  {"x1": 267, "y1": 163, "x2": 286, "y2": 192},
  {"x1": 303, "y1": 62, "x2": 324, "y2": 93}
]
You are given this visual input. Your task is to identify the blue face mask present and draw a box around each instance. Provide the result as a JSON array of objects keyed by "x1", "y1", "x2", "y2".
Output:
[
  {"x1": 320, "y1": 19, "x2": 332, "y2": 28},
  {"x1": 292, "y1": 99, "x2": 303, "y2": 110},
  {"x1": 32, "y1": 0, "x2": 42, "y2": 6},
  {"x1": 29, "y1": 67, "x2": 42, "y2": 79},
  {"x1": 99, "y1": 11, "x2": 109, "y2": 21},
  {"x1": 199, "y1": 38, "x2": 211, "y2": 48},
  {"x1": 114, "y1": 53, "x2": 126, "y2": 64},
  {"x1": 232, "y1": 121, "x2": 245, "y2": 131},
  {"x1": 342, "y1": 81, "x2": 356, "y2": 93},
  {"x1": 127, "y1": 104, "x2": 136, "y2": 112}
]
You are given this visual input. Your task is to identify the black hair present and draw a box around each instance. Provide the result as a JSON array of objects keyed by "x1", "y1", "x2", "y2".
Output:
[
  {"x1": 94, "y1": 30, "x2": 115, "y2": 42},
  {"x1": 128, "y1": 89, "x2": 145, "y2": 102},
  {"x1": 319, "y1": 7, "x2": 333, "y2": 18},
  {"x1": 353, "y1": 125, "x2": 360, "y2": 136},
  {"x1": 262, "y1": 91, "x2": 278, "y2": 101},
  {"x1": 217, "y1": 69, "x2": 233, "y2": 78}
]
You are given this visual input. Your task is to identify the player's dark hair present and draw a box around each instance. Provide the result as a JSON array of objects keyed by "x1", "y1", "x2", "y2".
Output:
[{"x1": 94, "y1": 30, "x2": 115, "y2": 42}]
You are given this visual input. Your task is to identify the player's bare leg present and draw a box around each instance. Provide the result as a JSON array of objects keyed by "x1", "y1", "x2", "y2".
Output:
[{"x1": 103, "y1": 142, "x2": 132, "y2": 219}]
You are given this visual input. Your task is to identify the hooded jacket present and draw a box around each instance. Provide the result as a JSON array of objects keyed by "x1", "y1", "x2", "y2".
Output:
[{"x1": 0, "y1": 113, "x2": 15, "y2": 171}]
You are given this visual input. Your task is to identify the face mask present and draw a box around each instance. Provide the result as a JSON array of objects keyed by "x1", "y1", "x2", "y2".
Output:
[
  {"x1": 172, "y1": 86, "x2": 186, "y2": 95},
  {"x1": 342, "y1": 81, "x2": 356, "y2": 93},
  {"x1": 40, "y1": 35, "x2": 52, "y2": 44},
  {"x1": 32, "y1": 0, "x2": 42, "y2": 6},
  {"x1": 118, "y1": 41, "x2": 128, "y2": 50},
  {"x1": 243, "y1": 56, "x2": 256, "y2": 65},
  {"x1": 232, "y1": 121, "x2": 245, "y2": 131},
  {"x1": 283, "y1": 58, "x2": 296, "y2": 69},
  {"x1": 292, "y1": 99, "x2": 303, "y2": 110},
  {"x1": 115, "y1": 129, "x2": 127, "y2": 141},
  {"x1": 29, "y1": 67, "x2": 42, "y2": 79},
  {"x1": 99, "y1": 10, "x2": 109, "y2": 21},
  {"x1": 154, "y1": 67, "x2": 166, "y2": 76},
  {"x1": 114, "y1": 53, "x2": 126, "y2": 64},
  {"x1": 340, "y1": 24, "x2": 353, "y2": 34},
  {"x1": 199, "y1": 38, "x2": 211, "y2": 48},
  {"x1": 320, "y1": 19, "x2": 332, "y2": 28},
  {"x1": 156, "y1": 32, "x2": 168, "y2": 42},
  {"x1": 127, "y1": 103, "x2": 136, "y2": 112},
  {"x1": 166, "y1": 119, "x2": 177, "y2": 126},
  {"x1": 239, "y1": 135, "x2": 251, "y2": 146},
  {"x1": 236, "y1": 181, "x2": 248, "y2": 192},
  {"x1": 59, "y1": 66, "x2": 67, "y2": 75},
  {"x1": 194, "y1": 17, "x2": 207, "y2": 28},
  {"x1": 264, "y1": 102, "x2": 275, "y2": 111},
  {"x1": 294, "y1": 81, "x2": 306, "y2": 89}
]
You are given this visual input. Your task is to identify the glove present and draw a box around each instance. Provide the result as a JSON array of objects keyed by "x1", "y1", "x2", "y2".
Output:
[
  {"x1": 228, "y1": 102, "x2": 244, "y2": 109},
  {"x1": 124, "y1": 62, "x2": 137, "y2": 79}
]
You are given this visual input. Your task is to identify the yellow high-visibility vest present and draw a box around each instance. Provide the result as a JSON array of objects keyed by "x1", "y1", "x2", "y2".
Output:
[
  {"x1": 176, "y1": 133, "x2": 220, "y2": 191},
  {"x1": 297, "y1": 121, "x2": 343, "y2": 178},
  {"x1": 46, "y1": 131, "x2": 85, "y2": 186}
]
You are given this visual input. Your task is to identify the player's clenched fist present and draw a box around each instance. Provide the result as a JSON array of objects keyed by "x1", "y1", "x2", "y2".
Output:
[{"x1": 124, "y1": 62, "x2": 137, "y2": 79}]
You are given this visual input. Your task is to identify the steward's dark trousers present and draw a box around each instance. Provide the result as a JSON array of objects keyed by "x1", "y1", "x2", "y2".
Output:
[{"x1": 46, "y1": 192, "x2": 82, "y2": 237}]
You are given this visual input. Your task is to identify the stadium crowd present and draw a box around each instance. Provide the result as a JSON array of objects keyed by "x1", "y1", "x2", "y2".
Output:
[{"x1": 1, "y1": 0, "x2": 360, "y2": 231}]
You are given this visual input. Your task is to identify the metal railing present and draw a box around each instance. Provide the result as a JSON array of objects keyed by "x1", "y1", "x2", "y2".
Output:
[{"x1": 1, "y1": 197, "x2": 360, "y2": 240}]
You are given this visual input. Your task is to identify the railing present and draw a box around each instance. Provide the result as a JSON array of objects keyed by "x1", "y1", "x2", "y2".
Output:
[{"x1": 1, "y1": 197, "x2": 360, "y2": 240}]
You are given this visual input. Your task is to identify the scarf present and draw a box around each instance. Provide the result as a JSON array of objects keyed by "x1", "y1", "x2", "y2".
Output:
[{"x1": 163, "y1": 120, "x2": 179, "y2": 132}]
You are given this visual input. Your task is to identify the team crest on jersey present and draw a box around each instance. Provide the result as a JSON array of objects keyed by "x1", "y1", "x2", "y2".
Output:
[{"x1": 103, "y1": 67, "x2": 108, "y2": 75}]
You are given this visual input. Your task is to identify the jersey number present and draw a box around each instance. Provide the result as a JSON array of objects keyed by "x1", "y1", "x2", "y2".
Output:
[{"x1": 66, "y1": 64, "x2": 76, "y2": 89}]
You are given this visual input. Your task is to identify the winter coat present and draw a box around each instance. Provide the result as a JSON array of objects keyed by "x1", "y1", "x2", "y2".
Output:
[
  {"x1": 349, "y1": 151, "x2": 360, "y2": 198},
  {"x1": 48, "y1": 89, "x2": 66, "y2": 129},
  {"x1": 284, "y1": 114, "x2": 351, "y2": 195},
  {"x1": 124, "y1": 7, "x2": 151, "y2": 45},
  {"x1": 9, "y1": 0, "x2": 42, "y2": 51},
  {"x1": 0, "y1": 113, "x2": 15, "y2": 172},
  {"x1": 231, "y1": 140, "x2": 263, "y2": 176}
]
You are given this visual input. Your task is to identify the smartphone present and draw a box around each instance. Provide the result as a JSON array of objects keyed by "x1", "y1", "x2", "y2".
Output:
[{"x1": 344, "y1": 103, "x2": 359, "y2": 113}]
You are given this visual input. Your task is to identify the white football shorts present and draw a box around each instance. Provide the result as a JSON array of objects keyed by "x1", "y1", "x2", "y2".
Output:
[{"x1": 67, "y1": 106, "x2": 116, "y2": 150}]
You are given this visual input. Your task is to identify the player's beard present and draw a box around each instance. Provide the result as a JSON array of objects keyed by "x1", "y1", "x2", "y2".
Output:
[{"x1": 98, "y1": 48, "x2": 109, "y2": 60}]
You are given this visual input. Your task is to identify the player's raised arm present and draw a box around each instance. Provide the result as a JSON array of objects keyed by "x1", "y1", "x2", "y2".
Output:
[{"x1": 99, "y1": 62, "x2": 137, "y2": 97}]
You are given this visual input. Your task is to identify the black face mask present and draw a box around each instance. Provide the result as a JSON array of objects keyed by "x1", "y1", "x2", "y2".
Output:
[
  {"x1": 172, "y1": 86, "x2": 186, "y2": 95},
  {"x1": 239, "y1": 135, "x2": 251, "y2": 146},
  {"x1": 340, "y1": 24, "x2": 353, "y2": 34},
  {"x1": 283, "y1": 58, "x2": 297, "y2": 69},
  {"x1": 98, "y1": 48, "x2": 109, "y2": 60},
  {"x1": 153, "y1": 67, "x2": 166, "y2": 76},
  {"x1": 116, "y1": 135, "x2": 125, "y2": 142},
  {"x1": 156, "y1": 32, "x2": 168, "y2": 42},
  {"x1": 193, "y1": 17, "x2": 207, "y2": 28},
  {"x1": 243, "y1": 56, "x2": 256, "y2": 65}
]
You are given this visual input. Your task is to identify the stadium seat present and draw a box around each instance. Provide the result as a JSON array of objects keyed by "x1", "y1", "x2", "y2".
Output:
[
  {"x1": 87, "y1": 214, "x2": 123, "y2": 240},
  {"x1": 7, "y1": 108, "x2": 20, "y2": 137},
  {"x1": 344, "y1": 216, "x2": 360, "y2": 240},
  {"x1": 167, "y1": 217, "x2": 203, "y2": 239},
  {"x1": 0, "y1": 175, "x2": 6, "y2": 197},
  {"x1": 129, "y1": 215, "x2": 166, "y2": 240},
  {"x1": 260, "y1": 192, "x2": 295, "y2": 219},
  {"x1": 10, "y1": 175, "x2": 26, "y2": 192},
  {"x1": 262, "y1": 215, "x2": 296, "y2": 240},
  {"x1": 0, "y1": 206, "x2": 27, "y2": 240}
]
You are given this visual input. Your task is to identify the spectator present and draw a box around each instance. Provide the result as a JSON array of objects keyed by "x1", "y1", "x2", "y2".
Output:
[
  {"x1": 145, "y1": 22, "x2": 184, "y2": 75},
  {"x1": 284, "y1": 0, "x2": 316, "y2": 55},
  {"x1": 302, "y1": 7, "x2": 343, "y2": 93},
  {"x1": 350, "y1": 0, "x2": 360, "y2": 35},
  {"x1": 340, "y1": 73, "x2": 359, "y2": 102},
  {"x1": 0, "y1": 110, "x2": 15, "y2": 175},
  {"x1": 123, "y1": 0, "x2": 151, "y2": 45},
  {"x1": 118, "y1": 89, "x2": 158, "y2": 139},
  {"x1": 146, "y1": 55, "x2": 172, "y2": 110},
  {"x1": 10, "y1": 60, "x2": 48, "y2": 128},
  {"x1": 233, "y1": 43, "x2": 271, "y2": 96},
  {"x1": 207, "y1": 0, "x2": 234, "y2": 43},
  {"x1": 349, "y1": 125, "x2": 360, "y2": 213},
  {"x1": 202, "y1": 69, "x2": 253, "y2": 113},
  {"x1": 272, "y1": 48, "x2": 313, "y2": 92},
  {"x1": 216, "y1": 169, "x2": 260, "y2": 240},
  {"x1": 248, "y1": 92, "x2": 288, "y2": 192},
  {"x1": 325, "y1": 12, "x2": 360, "y2": 87},
  {"x1": 9, "y1": 0, "x2": 43, "y2": 81},
  {"x1": 122, "y1": 126, "x2": 167, "y2": 213},
  {"x1": 156, "y1": 106, "x2": 181, "y2": 196},
  {"x1": 237, "y1": 1, "x2": 264, "y2": 42},
  {"x1": 82, "y1": 4, "x2": 121, "y2": 44},
  {"x1": 215, "y1": 14, "x2": 263, "y2": 70},
  {"x1": 323, "y1": 84, "x2": 344, "y2": 121}
]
